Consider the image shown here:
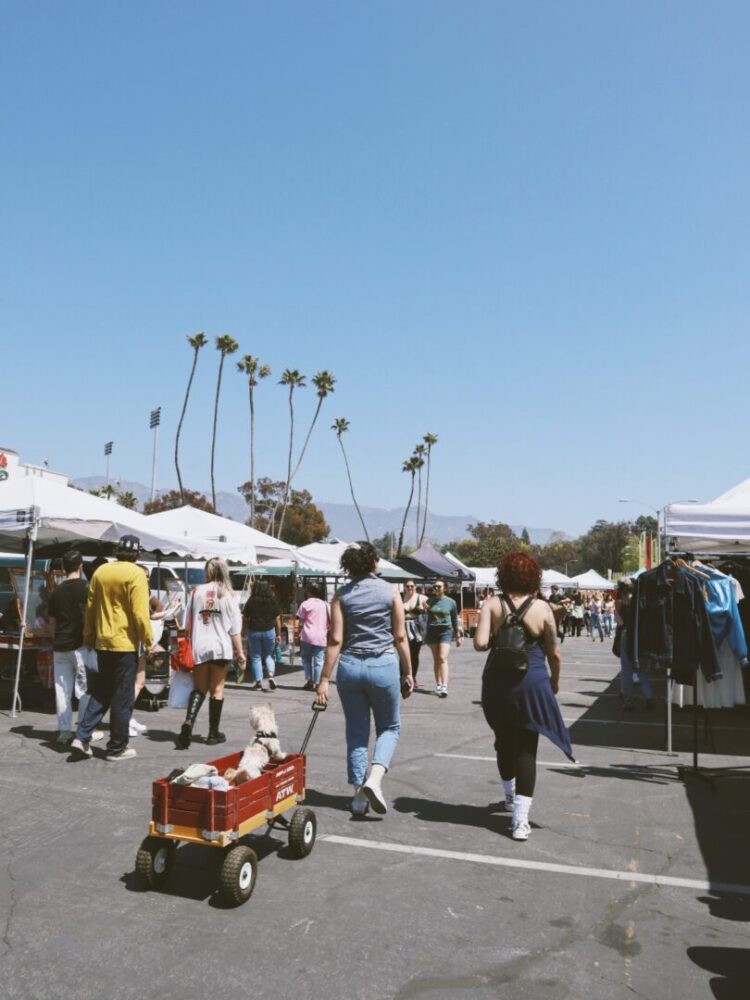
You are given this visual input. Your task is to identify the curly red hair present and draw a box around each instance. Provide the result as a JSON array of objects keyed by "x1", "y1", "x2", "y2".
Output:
[{"x1": 497, "y1": 551, "x2": 542, "y2": 594}]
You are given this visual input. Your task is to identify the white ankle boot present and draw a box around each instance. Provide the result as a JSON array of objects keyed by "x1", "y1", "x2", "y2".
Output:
[
  {"x1": 363, "y1": 763, "x2": 388, "y2": 815},
  {"x1": 502, "y1": 778, "x2": 516, "y2": 812},
  {"x1": 351, "y1": 786, "x2": 369, "y2": 816},
  {"x1": 512, "y1": 794, "x2": 532, "y2": 840}
]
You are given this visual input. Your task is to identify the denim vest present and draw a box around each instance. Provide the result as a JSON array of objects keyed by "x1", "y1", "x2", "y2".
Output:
[{"x1": 339, "y1": 574, "x2": 394, "y2": 657}]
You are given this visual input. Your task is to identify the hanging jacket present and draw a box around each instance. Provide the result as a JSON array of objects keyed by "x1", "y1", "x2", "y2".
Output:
[
  {"x1": 692, "y1": 564, "x2": 748, "y2": 661},
  {"x1": 632, "y1": 563, "x2": 720, "y2": 685}
]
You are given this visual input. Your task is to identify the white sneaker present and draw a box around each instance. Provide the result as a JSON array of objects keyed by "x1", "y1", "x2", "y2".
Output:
[
  {"x1": 105, "y1": 747, "x2": 137, "y2": 762},
  {"x1": 351, "y1": 787, "x2": 370, "y2": 816},
  {"x1": 129, "y1": 719, "x2": 148, "y2": 735},
  {"x1": 512, "y1": 821, "x2": 531, "y2": 841},
  {"x1": 70, "y1": 738, "x2": 92, "y2": 759},
  {"x1": 90, "y1": 730, "x2": 105, "y2": 743},
  {"x1": 363, "y1": 764, "x2": 388, "y2": 815},
  {"x1": 56, "y1": 730, "x2": 74, "y2": 745}
]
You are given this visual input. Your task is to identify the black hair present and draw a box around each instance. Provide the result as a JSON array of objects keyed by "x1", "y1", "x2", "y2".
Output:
[
  {"x1": 304, "y1": 584, "x2": 323, "y2": 599},
  {"x1": 340, "y1": 542, "x2": 379, "y2": 578},
  {"x1": 62, "y1": 549, "x2": 83, "y2": 574}
]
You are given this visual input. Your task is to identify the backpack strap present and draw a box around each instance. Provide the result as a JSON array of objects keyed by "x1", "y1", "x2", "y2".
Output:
[{"x1": 500, "y1": 593, "x2": 535, "y2": 624}]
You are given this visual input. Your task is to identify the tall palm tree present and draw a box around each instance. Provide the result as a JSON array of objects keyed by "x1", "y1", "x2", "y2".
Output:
[
  {"x1": 419, "y1": 432, "x2": 439, "y2": 545},
  {"x1": 332, "y1": 417, "x2": 370, "y2": 542},
  {"x1": 210, "y1": 334, "x2": 239, "y2": 509},
  {"x1": 273, "y1": 368, "x2": 306, "y2": 537},
  {"x1": 397, "y1": 455, "x2": 419, "y2": 558},
  {"x1": 413, "y1": 443, "x2": 426, "y2": 548},
  {"x1": 237, "y1": 354, "x2": 271, "y2": 527},
  {"x1": 277, "y1": 370, "x2": 336, "y2": 539},
  {"x1": 175, "y1": 332, "x2": 207, "y2": 504}
]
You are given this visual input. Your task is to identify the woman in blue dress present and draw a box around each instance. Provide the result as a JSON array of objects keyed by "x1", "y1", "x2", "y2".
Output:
[{"x1": 474, "y1": 551, "x2": 574, "y2": 841}]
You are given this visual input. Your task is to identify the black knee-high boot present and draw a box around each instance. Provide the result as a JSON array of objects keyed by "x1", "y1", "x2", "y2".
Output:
[
  {"x1": 206, "y1": 697, "x2": 226, "y2": 746},
  {"x1": 177, "y1": 690, "x2": 205, "y2": 749}
]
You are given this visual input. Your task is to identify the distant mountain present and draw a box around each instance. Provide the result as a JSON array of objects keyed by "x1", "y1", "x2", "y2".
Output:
[{"x1": 72, "y1": 477, "x2": 565, "y2": 546}]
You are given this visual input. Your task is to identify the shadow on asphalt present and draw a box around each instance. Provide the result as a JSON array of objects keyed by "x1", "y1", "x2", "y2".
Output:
[
  {"x1": 687, "y1": 946, "x2": 750, "y2": 999},
  {"x1": 304, "y1": 787, "x2": 385, "y2": 823},
  {"x1": 392, "y1": 795, "x2": 521, "y2": 836},
  {"x1": 551, "y1": 763, "x2": 681, "y2": 786},
  {"x1": 9, "y1": 723, "x2": 68, "y2": 752}
]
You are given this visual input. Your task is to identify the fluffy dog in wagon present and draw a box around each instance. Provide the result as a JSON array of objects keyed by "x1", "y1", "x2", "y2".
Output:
[{"x1": 224, "y1": 703, "x2": 287, "y2": 785}]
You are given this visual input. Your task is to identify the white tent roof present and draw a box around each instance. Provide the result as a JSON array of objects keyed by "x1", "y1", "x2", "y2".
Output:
[
  {"x1": 570, "y1": 569, "x2": 614, "y2": 590},
  {"x1": 542, "y1": 569, "x2": 577, "y2": 588},
  {"x1": 469, "y1": 567, "x2": 497, "y2": 589},
  {"x1": 444, "y1": 551, "x2": 475, "y2": 577},
  {"x1": 665, "y1": 479, "x2": 750, "y2": 554},
  {"x1": 0, "y1": 477, "x2": 248, "y2": 560},
  {"x1": 146, "y1": 505, "x2": 296, "y2": 561},
  {"x1": 297, "y1": 540, "x2": 413, "y2": 579}
]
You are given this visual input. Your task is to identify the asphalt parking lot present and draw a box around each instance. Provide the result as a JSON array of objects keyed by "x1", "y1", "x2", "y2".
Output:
[{"x1": 2, "y1": 638, "x2": 749, "y2": 1000}]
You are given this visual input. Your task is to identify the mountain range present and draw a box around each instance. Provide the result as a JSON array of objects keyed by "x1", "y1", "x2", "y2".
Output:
[{"x1": 72, "y1": 476, "x2": 564, "y2": 547}]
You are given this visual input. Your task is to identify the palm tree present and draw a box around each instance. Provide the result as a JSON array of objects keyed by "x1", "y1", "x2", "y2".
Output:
[
  {"x1": 332, "y1": 418, "x2": 370, "y2": 542},
  {"x1": 175, "y1": 332, "x2": 207, "y2": 504},
  {"x1": 116, "y1": 490, "x2": 138, "y2": 510},
  {"x1": 277, "y1": 370, "x2": 336, "y2": 539},
  {"x1": 237, "y1": 355, "x2": 271, "y2": 528},
  {"x1": 413, "y1": 443, "x2": 426, "y2": 548},
  {"x1": 419, "y1": 432, "x2": 439, "y2": 545},
  {"x1": 210, "y1": 334, "x2": 239, "y2": 509},
  {"x1": 397, "y1": 455, "x2": 419, "y2": 558},
  {"x1": 273, "y1": 368, "x2": 306, "y2": 536}
]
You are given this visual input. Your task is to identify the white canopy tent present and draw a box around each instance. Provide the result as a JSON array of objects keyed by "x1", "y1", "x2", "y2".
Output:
[
  {"x1": 0, "y1": 477, "x2": 250, "y2": 717},
  {"x1": 146, "y1": 505, "x2": 296, "y2": 562},
  {"x1": 665, "y1": 479, "x2": 750, "y2": 554},
  {"x1": 571, "y1": 568, "x2": 614, "y2": 590},
  {"x1": 542, "y1": 569, "x2": 577, "y2": 589},
  {"x1": 469, "y1": 567, "x2": 497, "y2": 589},
  {"x1": 297, "y1": 540, "x2": 414, "y2": 580}
]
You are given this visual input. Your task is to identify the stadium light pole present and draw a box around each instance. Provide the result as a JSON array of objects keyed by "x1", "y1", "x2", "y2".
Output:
[
  {"x1": 104, "y1": 441, "x2": 113, "y2": 487},
  {"x1": 150, "y1": 407, "x2": 162, "y2": 502}
]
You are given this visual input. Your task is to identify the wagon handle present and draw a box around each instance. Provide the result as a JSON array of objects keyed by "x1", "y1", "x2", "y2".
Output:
[{"x1": 298, "y1": 701, "x2": 326, "y2": 755}]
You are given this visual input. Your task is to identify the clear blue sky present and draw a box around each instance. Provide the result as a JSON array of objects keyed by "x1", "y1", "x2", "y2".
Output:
[{"x1": 3, "y1": 2, "x2": 749, "y2": 536}]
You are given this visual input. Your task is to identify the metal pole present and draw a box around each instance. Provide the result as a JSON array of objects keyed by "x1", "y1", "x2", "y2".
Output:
[
  {"x1": 11, "y1": 519, "x2": 37, "y2": 718},
  {"x1": 150, "y1": 422, "x2": 159, "y2": 501},
  {"x1": 105, "y1": 453, "x2": 110, "y2": 488}
]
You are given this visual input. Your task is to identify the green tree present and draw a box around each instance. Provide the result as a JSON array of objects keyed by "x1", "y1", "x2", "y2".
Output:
[
  {"x1": 520, "y1": 527, "x2": 531, "y2": 545},
  {"x1": 419, "y1": 432, "x2": 438, "y2": 545},
  {"x1": 273, "y1": 368, "x2": 307, "y2": 536},
  {"x1": 412, "y1": 444, "x2": 426, "y2": 548},
  {"x1": 633, "y1": 514, "x2": 658, "y2": 535},
  {"x1": 578, "y1": 520, "x2": 632, "y2": 575},
  {"x1": 90, "y1": 485, "x2": 116, "y2": 500},
  {"x1": 331, "y1": 418, "x2": 370, "y2": 541},
  {"x1": 447, "y1": 521, "x2": 521, "y2": 567},
  {"x1": 396, "y1": 456, "x2": 419, "y2": 558},
  {"x1": 175, "y1": 332, "x2": 208, "y2": 505},
  {"x1": 211, "y1": 334, "x2": 239, "y2": 509},
  {"x1": 143, "y1": 488, "x2": 214, "y2": 514},
  {"x1": 236, "y1": 354, "x2": 271, "y2": 528},
  {"x1": 116, "y1": 491, "x2": 138, "y2": 510},
  {"x1": 372, "y1": 531, "x2": 396, "y2": 560},
  {"x1": 238, "y1": 478, "x2": 328, "y2": 545}
]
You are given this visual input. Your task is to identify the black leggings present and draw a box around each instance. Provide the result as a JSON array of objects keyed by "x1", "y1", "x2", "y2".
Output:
[
  {"x1": 408, "y1": 639, "x2": 421, "y2": 680},
  {"x1": 492, "y1": 726, "x2": 539, "y2": 797}
]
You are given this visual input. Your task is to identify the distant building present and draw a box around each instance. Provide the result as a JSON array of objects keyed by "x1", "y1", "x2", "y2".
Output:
[{"x1": 0, "y1": 447, "x2": 68, "y2": 487}]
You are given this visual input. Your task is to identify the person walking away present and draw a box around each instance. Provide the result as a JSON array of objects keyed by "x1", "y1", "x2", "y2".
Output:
[
  {"x1": 132, "y1": 583, "x2": 183, "y2": 736},
  {"x1": 177, "y1": 558, "x2": 245, "y2": 749},
  {"x1": 589, "y1": 593, "x2": 605, "y2": 642},
  {"x1": 297, "y1": 584, "x2": 330, "y2": 690},
  {"x1": 602, "y1": 595, "x2": 615, "y2": 638},
  {"x1": 402, "y1": 580, "x2": 427, "y2": 689},
  {"x1": 47, "y1": 549, "x2": 103, "y2": 745},
  {"x1": 243, "y1": 581, "x2": 282, "y2": 691},
  {"x1": 71, "y1": 535, "x2": 152, "y2": 762},
  {"x1": 475, "y1": 551, "x2": 574, "y2": 840},
  {"x1": 316, "y1": 543, "x2": 413, "y2": 816},
  {"x1": 425, "y1": 580, "x2": 462, "y2": 697},
  {"x1": 617, "y1": 579, "x2": 654, "y2": 711}
]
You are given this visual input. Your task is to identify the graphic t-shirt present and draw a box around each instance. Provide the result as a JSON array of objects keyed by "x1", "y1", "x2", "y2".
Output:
[
  {"x1": 48, "y1": 578, "x2": 89, "y2": 652},
  {"x1": 188, "y1": 584, "x2": 242, "y2": 664}
]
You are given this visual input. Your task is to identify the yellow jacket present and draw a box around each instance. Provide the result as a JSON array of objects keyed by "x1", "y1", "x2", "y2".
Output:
[{"x1": 83, "y1": 560, "x2": 153, "y2": 652}]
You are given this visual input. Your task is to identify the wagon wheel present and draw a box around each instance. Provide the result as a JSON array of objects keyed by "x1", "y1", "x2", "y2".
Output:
[
  {"x1": 219, "y1": 845, "x2": 258, "y2": 906},
  {"x1": 135, "y1": 837, "x2": 176, "y2": 890},
  {"x1": 288, "y1": 808, "x2": 316, "y2": 859}
]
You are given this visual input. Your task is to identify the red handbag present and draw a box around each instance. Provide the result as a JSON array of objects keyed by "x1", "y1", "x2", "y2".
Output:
[{"x1": 173, "y1": 634, "x2": 195, "y2": 671}]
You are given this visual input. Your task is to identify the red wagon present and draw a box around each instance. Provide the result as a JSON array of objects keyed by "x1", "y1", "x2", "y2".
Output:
[{"x1": 135, "y1": 706, "x2": 323, "y2": 905}]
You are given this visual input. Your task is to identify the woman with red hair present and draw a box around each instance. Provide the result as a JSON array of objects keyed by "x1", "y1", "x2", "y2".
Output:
[{"x1": 474, "y1": 551, "x2": 574, "y2": 841}]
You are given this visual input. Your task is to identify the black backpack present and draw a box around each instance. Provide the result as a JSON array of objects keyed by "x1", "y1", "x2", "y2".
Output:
[{"x1": 487, "y1": 594, "x2": 535, "y2": 673}]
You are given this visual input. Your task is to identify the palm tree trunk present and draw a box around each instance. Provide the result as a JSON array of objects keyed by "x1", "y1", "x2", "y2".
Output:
[
  {"x1": 249, "y1": 383, "x2": 256, "y2": 527},
  {"x1": 210, "y1": 354, "x2": 226, "y2": 510},
  {"x1": 337, "y1": 437, "x2": 370, "y2": 542},
  {"x1": 278, "y1": 392, "x2": 318, "y2": 540},
  {"x1": 397, "y1": 473, "x2": 416, "y2": 558},
  {"x1": 414, "y1": 466, "x2": 423, "y2": 549},
  {"x1": 175, "y1": 348, "x2": 199, "y2": 505},
  {"x1": 271, "y1": 385, "x2": 295, "y2": 538},
  {"x1": 420, "y1": 451, "x2": 432, "y2": 546}
]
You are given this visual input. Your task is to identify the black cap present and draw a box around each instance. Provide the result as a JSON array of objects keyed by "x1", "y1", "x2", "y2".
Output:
[{"x1": 116, "y1": 534, "x2": 141, "y2": 555}]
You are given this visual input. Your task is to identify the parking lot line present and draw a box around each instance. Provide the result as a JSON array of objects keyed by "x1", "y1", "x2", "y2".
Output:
[{"x1": 320, "y1": 834, "x2": 750, "y2": 896}]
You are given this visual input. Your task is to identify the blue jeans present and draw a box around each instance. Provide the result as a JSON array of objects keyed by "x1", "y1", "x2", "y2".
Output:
[
  {"x1": 336, "y1": 650, "x2": 401, "y2": 786},
  {"x1": 620, "y1": 629, "x2": 653, "y2": 705},
  {"x1": 589, "y1": 613, "x2": 604, "y2": 640},
  {"x1": 248, "y1": 629, "x2": 276, "y2": 681},
  {"x1": 301, "y1": 641, "x2": 325, "y2": 684},
  {"x1": 77, "y1": 650, "x2": 137, "y2": 753},
  {"x1": 602, "y1": 612, "x2": 614, "y2": 637}
]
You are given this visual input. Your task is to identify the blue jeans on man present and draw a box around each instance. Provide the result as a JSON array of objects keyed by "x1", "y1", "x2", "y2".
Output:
[
  {"x1": 76, "y1": 650, "x2": 137, "y2": 753},
  {"x1": 620, "y1": 628, "x2": 653, "y2": 706},
  {"x1": 247, "y1": 628, "x2": 276, "y2": 682},
  {"x1": 301, "y1": 641, "x2": 325, "y2": 684},
  {"x1": 336, "y1": 649, "x2": 401, "y2": 787}
]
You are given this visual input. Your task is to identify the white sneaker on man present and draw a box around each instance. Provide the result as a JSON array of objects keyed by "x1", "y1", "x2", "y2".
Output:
[
  {"x1": 105, "y1": 747, "x2": 137, "y2": 762},
  {"x1": 129, "y1": 719, "x2": 148, "y2": 737},
  {"x1": 90, "y1": 730, "x2": 105, "y2": 743},
  {"x1": 70, "y1": 738, "x2": 92, "y2": 759}
]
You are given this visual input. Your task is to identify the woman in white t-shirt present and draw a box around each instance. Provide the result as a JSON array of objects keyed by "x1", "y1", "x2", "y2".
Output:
[{"x1": 177, "y1": 558, "x2": 245, "y2": 750}]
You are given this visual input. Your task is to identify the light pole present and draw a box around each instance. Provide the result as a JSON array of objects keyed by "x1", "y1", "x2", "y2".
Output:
[
  {"x1": 104, "y1": 441, "x2": 113, "y2": 486},
  {"x1": 149, "y1": 407, "x2": 162, "y2": 502}
]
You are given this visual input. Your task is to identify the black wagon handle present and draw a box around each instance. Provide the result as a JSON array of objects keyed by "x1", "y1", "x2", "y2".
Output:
[{"x1": 298, "y1": 701, "x2": 326, "y2": 755}]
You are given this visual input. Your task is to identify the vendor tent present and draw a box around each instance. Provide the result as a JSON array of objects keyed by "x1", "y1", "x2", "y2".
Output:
[
  {"x1": 444, "y1": 551, "x2": 474, "y2": 577},
  {"x1": 469, "y1": 567, "x2": 497, "y2": 589},
  {"x1": 542, "y1": 569, "x2": 577, "y2": 589},
  {"x1": 146, "y1": 505, "x2": 295, "y2": 561},
  {"x1": 297, "y1": 540, "x2": 414, "y2": 580},
  {"x1": 570, "y1": 569, "x2": 614, "y2": 590},
  {"x1": 396, "y1": 541, "x2": 474, "y2": 582},
  {"x1": 665, "y1": 480, "x2": 750, "y2": 554}
]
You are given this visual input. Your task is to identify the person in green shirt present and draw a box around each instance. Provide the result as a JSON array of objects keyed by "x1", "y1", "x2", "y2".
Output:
[{"x1": 425, "y1": 581, "x2": 462, "y2": 698}]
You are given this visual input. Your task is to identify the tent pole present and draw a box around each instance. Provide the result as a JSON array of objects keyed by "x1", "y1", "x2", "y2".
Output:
[{"x1": 11, "y1": 518, "x2": 38, "y2": 718}]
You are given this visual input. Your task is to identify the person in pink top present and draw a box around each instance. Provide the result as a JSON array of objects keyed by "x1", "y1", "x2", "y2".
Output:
[{"x1": 297, "y1": 585, "x2": 331, "y2": 691}]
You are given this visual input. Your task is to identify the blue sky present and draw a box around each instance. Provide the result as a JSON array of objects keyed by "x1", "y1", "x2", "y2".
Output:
[{"x1": 3, "y1": 2, "x2": 749, "y2": 536}]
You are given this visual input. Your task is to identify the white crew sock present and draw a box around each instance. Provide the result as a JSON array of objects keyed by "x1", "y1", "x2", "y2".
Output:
[
  {"x1": 502, "y1": 778, "x2": 516, "y2": 800},
  {"x1": 513, "y1": 794, "x2": 532, "y2": 826}
]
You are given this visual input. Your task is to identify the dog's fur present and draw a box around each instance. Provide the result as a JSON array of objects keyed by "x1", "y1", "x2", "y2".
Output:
[{"x1": 224, "y1": 703, "x2": 287, "y2": 785}]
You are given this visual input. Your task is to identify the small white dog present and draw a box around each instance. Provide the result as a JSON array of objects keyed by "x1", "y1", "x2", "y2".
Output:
[{"x1": 225, "y1": 703, "x2": 287, "y2": 785}]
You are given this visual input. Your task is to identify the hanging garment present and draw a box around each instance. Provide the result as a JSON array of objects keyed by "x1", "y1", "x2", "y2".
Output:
[
  {"x1": 672, "y1": 639, "x2": 746, "y2": 708},
  {"x1": 692, "y1": 564, "x2": 748, "y2": 661}
]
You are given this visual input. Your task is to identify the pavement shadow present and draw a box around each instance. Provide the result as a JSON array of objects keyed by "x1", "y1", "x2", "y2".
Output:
[
  {"x1": 687, "y1": 946, "x2": 750, "y2": 999},
  {"x1": 552, "y1": 764, "x2": 681, "y2": 786},
  {"x1": 9, "y1": 723, "x2": 67, "y2": 752},
  {"x1": 393, "y1": 795, "x2": 508, "y2": 834}
]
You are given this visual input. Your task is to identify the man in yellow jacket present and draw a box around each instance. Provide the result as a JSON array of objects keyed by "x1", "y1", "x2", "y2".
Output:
[{"x1": 71, "y1": 535, "x2": 153, "y2": 761}]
